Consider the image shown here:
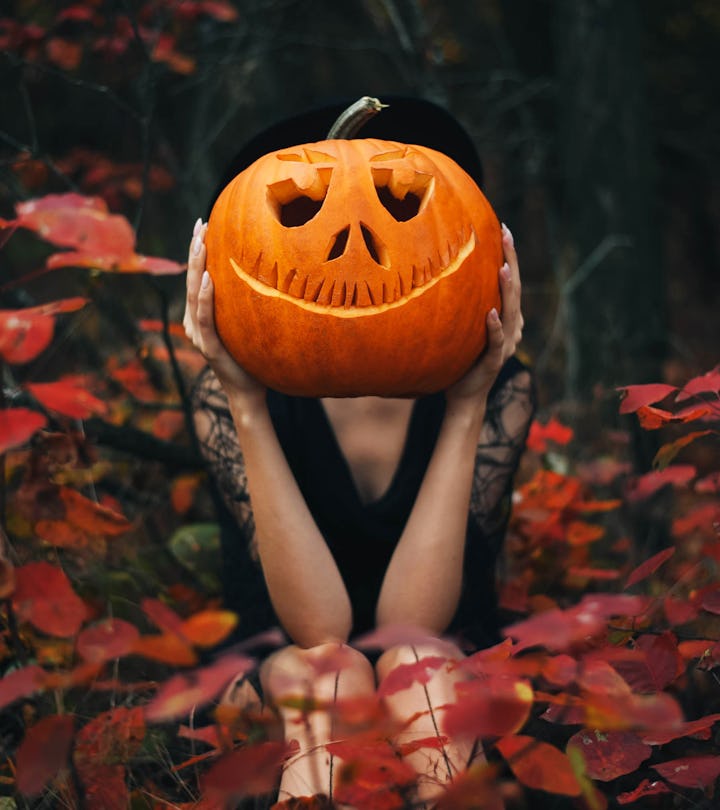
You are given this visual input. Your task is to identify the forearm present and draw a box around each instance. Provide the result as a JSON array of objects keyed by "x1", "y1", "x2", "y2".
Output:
[
  {"x1": 376, "y1": 398, "x2": 486, "y2": 633},
  {"x1": 226, "y1": 391, "x2": 352, "y2": 647}
]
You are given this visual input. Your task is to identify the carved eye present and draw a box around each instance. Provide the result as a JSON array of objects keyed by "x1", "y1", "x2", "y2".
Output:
[
  {"x1": 268, "y1": 150, "x2": 335, "y2": 227},
  {"x1": 371, "y1": 165, "x2": 433, "y2": 222}
]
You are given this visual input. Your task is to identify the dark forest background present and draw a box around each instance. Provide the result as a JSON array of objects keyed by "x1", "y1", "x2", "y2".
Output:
[{"x1": 1, "y1": 0, "x2": 719, "y2": 424}]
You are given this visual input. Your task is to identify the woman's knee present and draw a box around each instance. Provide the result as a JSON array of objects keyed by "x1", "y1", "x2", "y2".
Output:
[
  {"x1": 261, "y1": 642, "x2": 375, "y2": 701},
  {"x1": 376, "y1": 637, "x2": 464, "y2": 682}
]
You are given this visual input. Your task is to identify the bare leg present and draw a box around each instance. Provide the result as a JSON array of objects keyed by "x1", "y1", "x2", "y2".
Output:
[
  {"x1": 261, "y1": 643, "x2": 375, "y2": 801},
  {"x1": 376, "y1": 639, "x2": 494, "y2": 807}
]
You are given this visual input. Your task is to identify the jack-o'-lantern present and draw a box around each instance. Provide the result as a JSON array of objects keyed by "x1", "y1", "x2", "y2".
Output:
[{"x1": 206, "y1": 97, "x2": 502, "y2": 397}]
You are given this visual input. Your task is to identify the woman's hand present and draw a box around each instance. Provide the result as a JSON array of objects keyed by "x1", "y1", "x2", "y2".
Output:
[
  {"x1": 183, "y1": 218, "x2": 266, "y2": 403},
  {"x1": 445, "y1": 223, "x2": 524, "y2": 406}
]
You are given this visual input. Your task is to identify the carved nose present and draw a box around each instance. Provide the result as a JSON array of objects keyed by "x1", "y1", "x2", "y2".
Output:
[{"x1": 325, "y1": 223, "x2": 388, "y2": 266}]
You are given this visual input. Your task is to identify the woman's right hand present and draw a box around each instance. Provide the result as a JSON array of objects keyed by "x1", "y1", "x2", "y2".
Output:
[{"x1": 183, "y1": 218, "x2": 266, "y2": 403}]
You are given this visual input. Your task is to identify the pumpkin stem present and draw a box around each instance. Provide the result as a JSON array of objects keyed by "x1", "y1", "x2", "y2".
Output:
[{"x1": 327, "y1": 96, "x2": 388, "y2": 139}]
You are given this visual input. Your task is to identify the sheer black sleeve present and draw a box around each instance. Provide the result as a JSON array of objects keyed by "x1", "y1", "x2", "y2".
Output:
[
  {"x1": 190, "y1": 366, "x2": 258, "y2": 557},
  {"x1": 469, "y1": 362, "x2": 536, "y2": 546}
]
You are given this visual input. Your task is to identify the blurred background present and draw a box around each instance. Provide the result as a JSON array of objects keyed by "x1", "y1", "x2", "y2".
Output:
[{"x1": 1, "y1": 0, "x2": 718, "y2": 414}]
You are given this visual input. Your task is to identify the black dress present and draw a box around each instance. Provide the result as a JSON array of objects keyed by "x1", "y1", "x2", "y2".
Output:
[{"x1": 192, "y1": 357, "x2": 535, "y2": 653}]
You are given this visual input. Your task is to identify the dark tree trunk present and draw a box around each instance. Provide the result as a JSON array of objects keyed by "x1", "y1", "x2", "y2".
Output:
[{"x1": 554, "y1": 0, "x2": 666, "y2": 399}]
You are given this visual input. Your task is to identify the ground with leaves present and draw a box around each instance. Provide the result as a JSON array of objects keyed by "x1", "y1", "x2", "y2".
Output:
[{"x1": 1, "y1": 191, "x2": 719, "y2": 809}]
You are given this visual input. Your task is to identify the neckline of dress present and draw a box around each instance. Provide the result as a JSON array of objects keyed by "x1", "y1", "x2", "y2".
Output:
[{"x1": 314, "y1": 397, "x2": 422, "y2": 509}]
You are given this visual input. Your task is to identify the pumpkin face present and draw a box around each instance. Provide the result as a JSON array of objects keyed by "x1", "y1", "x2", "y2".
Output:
[{"x1": 206, "y1": 137, "x2": 502, "y2": 397}]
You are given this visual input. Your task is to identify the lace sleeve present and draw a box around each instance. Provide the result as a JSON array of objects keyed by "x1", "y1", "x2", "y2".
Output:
[
  {"x1": 470, "y1": 365, "x2": 536, "y2": 542},
  {"x1": 190, "y1": 367, "x2": 257, "y2": 555}
]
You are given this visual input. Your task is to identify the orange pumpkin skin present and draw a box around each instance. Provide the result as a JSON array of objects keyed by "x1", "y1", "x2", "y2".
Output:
[{"x1": 206, "y1": 138, "x2": 502, "y2": 397}]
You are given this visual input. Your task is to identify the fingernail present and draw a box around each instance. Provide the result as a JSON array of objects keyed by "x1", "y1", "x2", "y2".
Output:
[
  {"x1": 201, "y1": 271, "x2": 210, "y2": 289},
  {"x1": 193, "y1": 217, "x2": 202, "y2": 237},
  {"x1": 192, "y1": 236, "x2": 202, "y2": 256},
  {"x1": 489, "y1": 307, "x2": 500, "y2": 323},
  {"x1": 501, "y1": 223, "x2": 514, "y2": 248},
  {"x1": 500, "y1": 262, "x2": 511, "y2": 281}
]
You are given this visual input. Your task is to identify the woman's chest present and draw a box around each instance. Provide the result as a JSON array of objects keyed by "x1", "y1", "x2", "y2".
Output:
[{"x1": 320, "y1": 397, "x2": 415, "y2": 504}]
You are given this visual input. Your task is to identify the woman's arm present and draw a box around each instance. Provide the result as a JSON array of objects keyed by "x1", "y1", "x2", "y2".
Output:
[
  {"x1": 185, "y1": 222, "x2": 352, "y2": 647},
  {"x1": 376, "y1": 224, "x2": 528, "y2": 634}
]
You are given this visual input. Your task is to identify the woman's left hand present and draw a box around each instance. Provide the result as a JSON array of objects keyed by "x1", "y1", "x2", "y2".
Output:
[{"x1": 445, "y1": 223, "x2": 524, "y2": 405}]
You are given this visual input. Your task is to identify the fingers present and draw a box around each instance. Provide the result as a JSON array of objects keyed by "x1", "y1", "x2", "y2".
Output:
[
  {"x1": 184, "y1": 218, "x2": 208, "y2": 342},
  {"x1": 484, "y1": 307, "x2": 505, "y2": 372},
  {"x1": 498, "y1": 223, "x2": 524, "y2": 356},
  {"x1": 195, "y1": 270, "x2": 224, "y2": 361}
]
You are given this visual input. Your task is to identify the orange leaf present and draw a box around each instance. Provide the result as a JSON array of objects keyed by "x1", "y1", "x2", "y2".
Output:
[
  {"x1": 653, "y1": 430, "x2": 713, "y2": 470},
  {"x1": 59, "y1": 486, "x2": 131, "y2": 535},
  {"x1": 497, "y1": 734, "x2": 582, "y2": 796},
  {"x1": 0, "y1": 407, "x2": 47, "y2": 453},
  {"x1": 181, "y1": 610, "x2": 239, "y2": 648},
  {"x1": 34, "y1": 519, "x2": 93, "y2": 551},
  {"x1": 15, "y1": 714, "x2": 75, "y2": 797},
  {"x1": 132, "y1": 633, "x2": 197, "y2": 666},
  {"x1": 566, "y1": 520, "x2": 605, "y2": 546}
]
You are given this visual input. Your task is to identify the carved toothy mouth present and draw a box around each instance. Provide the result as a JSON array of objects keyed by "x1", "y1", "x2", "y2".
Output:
[{"x1": 228, "y1": 230, "x2": 476, "y2": 317}]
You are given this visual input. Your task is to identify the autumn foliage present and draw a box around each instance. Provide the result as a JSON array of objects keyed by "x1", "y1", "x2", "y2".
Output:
[{"x1": 2, "y1": 4, "x2": 720, "y2": 808}]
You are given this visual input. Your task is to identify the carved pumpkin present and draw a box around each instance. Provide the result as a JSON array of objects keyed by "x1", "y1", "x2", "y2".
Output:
[{"x1": 206, "y1": 135, "x2": 502, "y2": 397}]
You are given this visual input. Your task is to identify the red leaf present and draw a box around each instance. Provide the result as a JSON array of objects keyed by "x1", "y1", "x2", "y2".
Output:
[
  {"x1": 526, "y1": 417, "x2": 574, "y2": 452},
  {"x1": 625, "y1": 547, "x2": 675, "y2": 588},
  {"x1": 496, "y1": 735, "x2": 582, "y2": 796},
  {"x1": 504, "y1": 594, "x2": 648, "y2": 653},
  {"x1": 26, "y1": 378, "x2": 108, "y2": 419},
  {"x1": 202, "y1": 741, "x2": 291, "y2": 799},
  {"x1": 145, "y1": 653, "x2": 254, "y2": 722},
  {"x1": 377, "y1": 655, "x2": 446, "y2": 697},
  {"x1": 635, "y1": 405, "x2": 712, "y2": 429},
  {"x1": 616, "y1": 778, "x2": 671, "y2": 804},
  {"x1": 701, "y1": 585, "x2": 720, "y2": 615},
  {"x1": 641, "y1": 713, "x2": 720, "y2": 745},
  {"x1": 141, "y1": 595, "x2": 185, "y2": 635},
  {"x1": 12, "y1": 561, "x2": 88, "y2": 637},
  {"x1": 15, "y1": 714, "x2": 75, "y2": 797},
  {"x1": 0, "y1": 664, "x2": 45, "y2": 710},
  {"x1": 76, "y1": 618, "x2": 140, "y2": 663},
  {"x1": 676, "y1": 367, "x2": 720, "y2": 401},
  {"x1": 617, "y1": 383, "x2": 678, "y2": 414},
  {"x1": 8, "y1": 193, "x2": 183, "y2": 275},
  {"x1": 74, "y1": 706, "x2": 144, "y2": 810},
  {"x1": 0, "y1": 407, "x2": 47, "y2": 453},
  {"x1": 608, "y1": 633, "x2": 683, "y2": 693},
  {"x1": 329, "y1": 738, "x2": 416, "y2": 806},
  {"x1": 664, "y1": 595, "x2": 699, "y2": 625},
  {"x1": 442, "y1": 676, "x2": 533, "y2": 738},
  {"x1": 625, "y1": 465, "x2": 696, "y2": 501},
  {"x1": 652, "y1": 755, "x2": 720, "y2": 788},
  {"x1": 566, "y1": 730, "x2": 651, "y2": 781},
  {"x1": 0, "y1": 309, "x2": 54, "y2": 363},
  {"x1": 696, "y1": 471, "x2": 720, "y2": 493}
]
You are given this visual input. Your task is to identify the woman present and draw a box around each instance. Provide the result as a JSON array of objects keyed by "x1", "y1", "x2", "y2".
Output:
[{"x1": 185, "y1": 99, "x2": 535, "y2": 807}]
